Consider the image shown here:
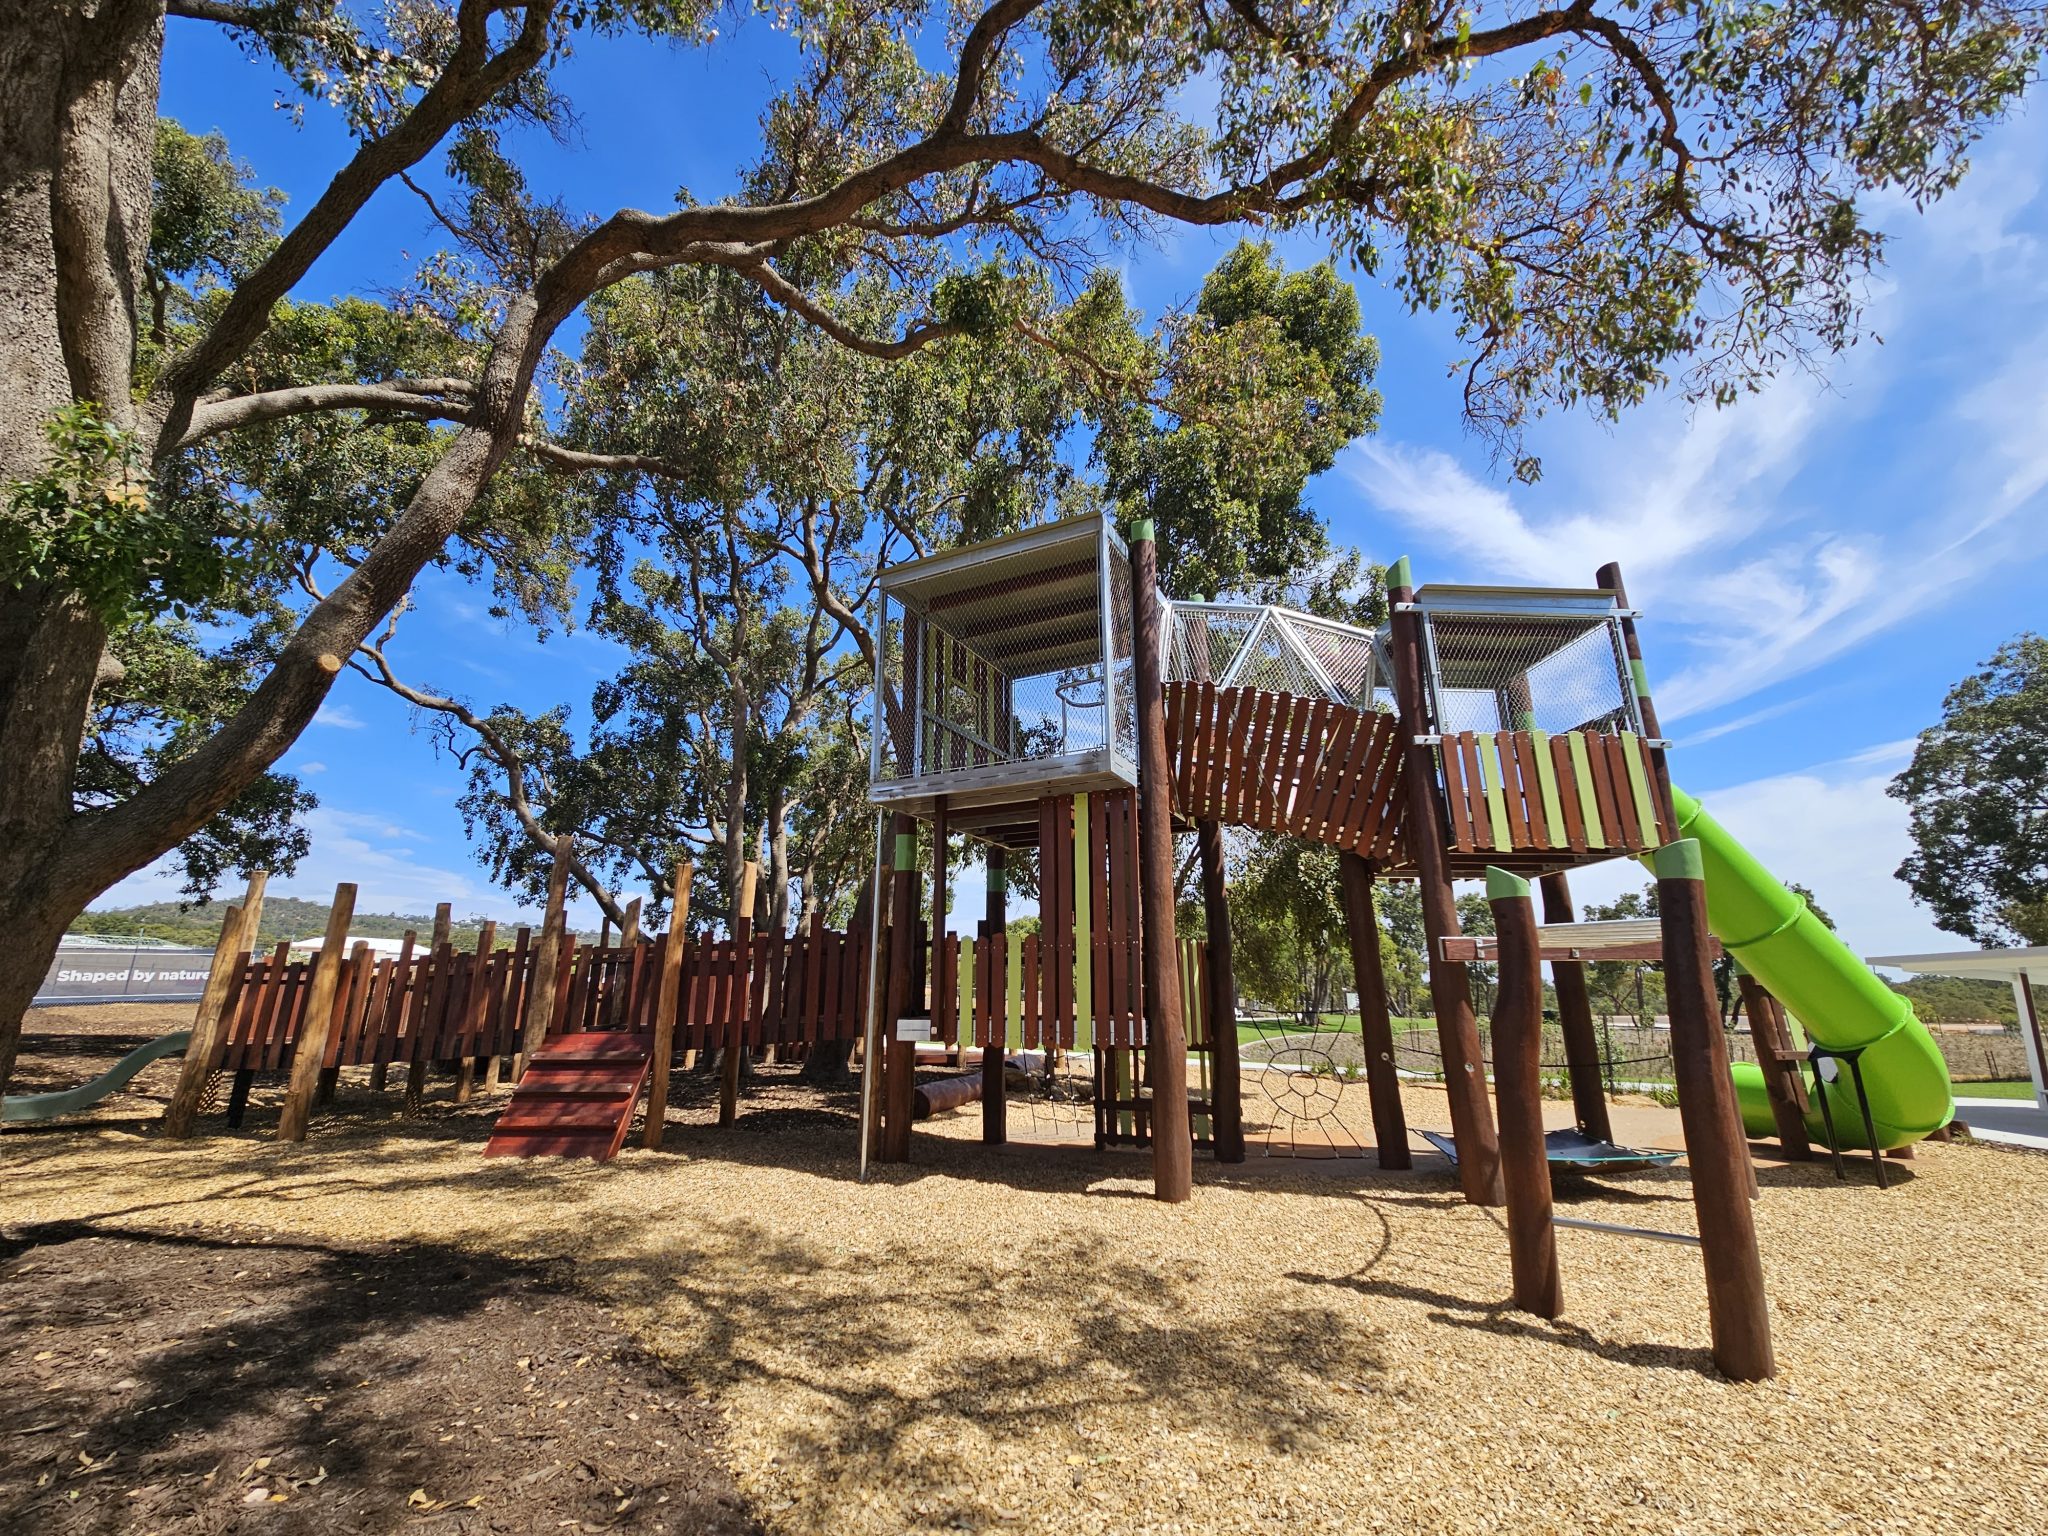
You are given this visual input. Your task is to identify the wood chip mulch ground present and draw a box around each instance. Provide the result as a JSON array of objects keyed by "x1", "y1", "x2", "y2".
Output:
[{"x1": 7, "y1": 1007, "x2": 2048, "y2": 1535}]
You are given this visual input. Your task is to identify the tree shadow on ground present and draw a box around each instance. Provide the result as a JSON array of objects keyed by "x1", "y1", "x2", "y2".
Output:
[{"x1": 0, "y1": 1221, "x2": 759, "y2": 1535}]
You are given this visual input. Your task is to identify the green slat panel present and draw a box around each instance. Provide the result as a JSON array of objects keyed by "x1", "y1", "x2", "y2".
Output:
[
  {"x1": 1568, "y1": 731, "x2": 1606, "y2": 848},
  {"x1": 1620, "y1": 732, "x2": 1661, "y2": 847},
  {"x1": 1529, "y1": 729, "x2": 1568, "y2": 848},
  {"x1": 1477, "y1": 732, "x2": 1513, "y2": 852},
  {"x1": 1006, "y1": 931, "x2": 1023, "y2": 1049},
  {"x1": 958, "y1": 937, "x2": 974, "y2": 1043},
  {"x1": 1072, "y1": 793, "x2": 1092, "y2": 1054}
]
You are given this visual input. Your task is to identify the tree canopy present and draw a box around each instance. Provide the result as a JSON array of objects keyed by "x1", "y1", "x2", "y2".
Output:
[{"x1": 1891, "y1": 633, "x2": 2048, "y2": 946}]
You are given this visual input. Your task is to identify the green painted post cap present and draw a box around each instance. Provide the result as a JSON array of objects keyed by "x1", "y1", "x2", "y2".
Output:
[
  {"x1": 893, "y1": 833, "x2": 916, "y2": 870},
  {"x1": 1129, "y1": 517, "x2": 1156, "y2": 542},
  {"x1": 988, "y1": 863, "x2": 1006, "y2": 895},
  {"x1": 1485, "y1": 866, "x2": 1531, "y2": 901},
  {"x1": 1653, "y1": 838, "x2": 1705, "y2": 881},
  {"x1": 1388, "y1": 555, "x2": 1413, "y2": 590}
]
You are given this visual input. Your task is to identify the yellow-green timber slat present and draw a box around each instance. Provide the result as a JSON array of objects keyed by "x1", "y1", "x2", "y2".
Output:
[
  {"x1": 1072, "y1": 793, "x2": 1092, "y2": 1053},
  {"x1": 1620, "y1": 732, "x2": 1660, "y2": 846},
  {"x1": 1529, "y1": 730, "x2": 1568, "y2": 847},
  {"x1": 1006, "y1": 930, "x2": 1023, "y2": 1048},
  {"x1": 1568, "y1": 731, "x2": 1607, "y2": 848},
  {"x1": 958, "y1": 937, "x2": 974, "y2": 1044},
  {"x1": 1476, "y1": 733, "x2": 1513, "y2": 852}
]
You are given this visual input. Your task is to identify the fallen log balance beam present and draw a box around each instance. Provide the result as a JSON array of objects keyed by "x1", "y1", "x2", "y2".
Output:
[{"x1": 913, "y1": 1072, "x2": 986, "y2": 1120}]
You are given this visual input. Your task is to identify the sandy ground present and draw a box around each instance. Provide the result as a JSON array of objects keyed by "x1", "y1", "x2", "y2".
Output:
[{"x1": 5, "y1": 1025, "x2": 2047, "y2": 1536}]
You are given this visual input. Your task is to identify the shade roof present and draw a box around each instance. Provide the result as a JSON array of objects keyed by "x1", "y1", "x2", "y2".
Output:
[
  {"x1": 881, "y1": 515, "x2": 1110, "y2": 677},
  {"x1": 1867, "y1": 946, "x2": 2048, "y2": 980}
]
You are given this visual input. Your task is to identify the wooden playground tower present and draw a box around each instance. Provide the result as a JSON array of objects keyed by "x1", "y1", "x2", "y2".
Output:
[{"x1": 864, "y1": 513, "x2": 1776, "y2": 1379}]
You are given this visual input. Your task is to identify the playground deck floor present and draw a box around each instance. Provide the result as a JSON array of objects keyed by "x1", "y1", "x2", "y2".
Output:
[{"x1": 4, "y1": 1025, "x2": 2047, "y2": 1536}]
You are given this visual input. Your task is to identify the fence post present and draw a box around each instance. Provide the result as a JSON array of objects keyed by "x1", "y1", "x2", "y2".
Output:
[
  {"x1": 720, "y1": 861, "x2": 758, "y2": 1127},
  {"x1": 518, "y1": 835, "x2": 573, "y2": 1073},
  {"x1": 453, "y1": 922, "x2": 496, "y2": 1103},
  {"x1": 983, "y1": 844, "x2": 1008, "y2": 1144},
  {"x1": 162, "y1": 869, "x2": 266, "y2": 1139},
  {"x1": 644, "y1": 861, "x2": 692, "y2": 1150},
  {"x1": 278, "y1": 883, "x2": 360, "y2": 1142},
  {"x1": 405, "y1": 903, "x2": 453, "y2": 1112}
]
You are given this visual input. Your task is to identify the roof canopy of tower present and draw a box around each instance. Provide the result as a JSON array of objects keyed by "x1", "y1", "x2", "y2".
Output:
[{"x1": 878, "y1": 515, "x2": 1112, "y2": 677}]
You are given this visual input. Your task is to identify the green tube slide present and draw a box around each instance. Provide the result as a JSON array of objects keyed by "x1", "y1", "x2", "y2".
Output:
[
  {"x1": 1669, "y1": 789, "x2": 1953, "y2": 1150},
  {"x1": 1, "y1": 1029, "x2": 191, "y2": 1124}
]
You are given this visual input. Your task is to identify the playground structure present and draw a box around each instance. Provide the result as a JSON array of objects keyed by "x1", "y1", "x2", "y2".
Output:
[
  {"x1": 858, "y1": 511, "x2": 1960, "y2": 1380},
  {"x1": 8, "y1": 510, "x2": 1967, "y2": 1384}
]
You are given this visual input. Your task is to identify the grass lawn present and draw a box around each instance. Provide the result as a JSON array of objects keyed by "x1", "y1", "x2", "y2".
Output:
[
  {"x1": 1235, "y1": 1012, "x2": 1433, "y2": 1044},
  {"x1": 1954, "y1": 1079, "x2": 2040, "y2": 1099}
]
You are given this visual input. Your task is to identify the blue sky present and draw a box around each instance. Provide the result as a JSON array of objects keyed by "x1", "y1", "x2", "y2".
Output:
[{"x1": 104, "y1": 16, "x2": 2048, "y2": 954}]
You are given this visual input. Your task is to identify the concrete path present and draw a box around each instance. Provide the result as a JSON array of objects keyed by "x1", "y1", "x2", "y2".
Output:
[{"x1": 1954, "y1": 1096, "x2": 2048, "y2": 1151}]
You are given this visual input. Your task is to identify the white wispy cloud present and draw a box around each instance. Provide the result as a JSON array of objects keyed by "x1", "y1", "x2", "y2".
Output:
[{"x1": 313, "y1": 702, "x2": 367, "y2": 729}]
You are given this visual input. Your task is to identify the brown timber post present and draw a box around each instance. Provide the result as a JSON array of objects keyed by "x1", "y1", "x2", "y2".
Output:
[
  {"x1": 518, "y1": 836, "x2": 573, "y2": 1073},
  {"x1": 1538, "y1": 871, "x2": 1614, "y2": 1142},
  {"x1": 405, "y1": 902, "x2": 454, "y2": 1111},
  {"x1": 1486, "y1": 867, "x2": 1562, "y2": 1318},
  {"x1": 1386, "y1": 556, "x2": 1503, "y2": 1205},
  {"x1": 1657, "y1": 839, "x2": 1775, "y2": 1381},
  {"x1": 278, "y1": 883, "x2": 360, "y2": 1142},
  {"x1": 643, "y1": 861, "x2": 693, "y2": 1150},
  {"x1": 880, "y1": 812, "x2": 920, "y2": 1162},
  {"x1": 1736, "y1": 968, "x2": 1812, "y2": 1160},
  {"x1": 1129, "y1": 518, "x2": 1193, "y2": 1203},
  {"x1": 1196, "y1": 819, "x2": 1245, "y2": 1163},
  {"x1": 721, "y1": 861, "x2": 758, "y2": 1128},
  {"x1": 1338, "y1": 853, "x2": 1412, "y2": 1170},
  {"x1": 983, "y1": 843, "x2": 1008, "y2": 1145},
  {"x1": 453, "y1": 922, "x2": 496, "y2": 1103},
  {"x1": 163, "y1": 868, "x2": 266, "y2": 1139}
]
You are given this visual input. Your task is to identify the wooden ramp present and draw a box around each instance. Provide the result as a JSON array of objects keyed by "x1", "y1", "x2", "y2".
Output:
[{"x1": 483, "y1": 1032, "x2": 652, "y2": 1161}]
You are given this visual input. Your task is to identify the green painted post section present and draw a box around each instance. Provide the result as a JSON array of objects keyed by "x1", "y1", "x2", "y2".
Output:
[
  {"x1": 1620, "y1": 731, "x2": 1660, "y2": 842},
  {"x1": 1072, "y1": 792, "x2": 1093, "y2": 1053},
  {"x1": 958, "y1": 937, "x2": 974, "y2": 1046},
  {"x1": 1567, "y1": 732, "x2": 1606, "y2": 847},
  {"x1": 1477, "y1": 733, "x2": 1512, "y2": 852},
  {"x1": 1529, "y1": 729, "x2": 1568, "y2": 843},
  {"x1": 1006, "y1": 931, "x2": 1024, "y2": 1048}
]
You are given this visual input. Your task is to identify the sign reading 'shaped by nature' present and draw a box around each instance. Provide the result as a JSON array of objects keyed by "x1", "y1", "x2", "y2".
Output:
[{"x1": 35, "y1": 947, "x2": 219, "y2": 1007}]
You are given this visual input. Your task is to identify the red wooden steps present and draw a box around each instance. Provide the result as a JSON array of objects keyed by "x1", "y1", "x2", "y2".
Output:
[{"x1": 483, "y1": 1031, "x2": 652, "y2": 1161}]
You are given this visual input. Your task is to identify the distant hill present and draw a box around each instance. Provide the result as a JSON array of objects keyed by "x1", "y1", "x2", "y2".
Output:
[
  {"x1": 1888, "y1": 974, "x2": 2019, "y2": 1025},
  {"x1": 69, "y1": 896, "x2": 601, "y2": 952}
]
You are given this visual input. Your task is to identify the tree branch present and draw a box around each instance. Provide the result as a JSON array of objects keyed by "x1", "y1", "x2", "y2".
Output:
[
  {"x1": 174, "y1": 378, "x2": 477, "y2": 448},
  {"x1": 151, "y1": 0, "x2": 554, "y2": 429}
]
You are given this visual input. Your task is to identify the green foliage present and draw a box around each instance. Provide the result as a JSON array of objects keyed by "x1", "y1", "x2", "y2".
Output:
[
  {"x1": 1098, "y1": 242, "x2": 1381, "y2": 598},
  {"x1": 2, "y1": 406, "x2": 252, "y2": 626},
  {"x1": 1891, "y1": 634, "x2": 2048, "y2": 945},
  {"x1": 1888, "y1": 975, "x2": 2018, "y2": 1025},
  {"x1": 149, "y1": 120, "x2": 283, "y2": 297},
  {"x1": 1229, "y1": 834, "x2": 1350, "y2": 1012}
]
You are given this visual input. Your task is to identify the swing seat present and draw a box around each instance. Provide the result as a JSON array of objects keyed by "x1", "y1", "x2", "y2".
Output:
[{"x1": 1418, "y1": 1126, "x2": 1679, "y2": 1174}]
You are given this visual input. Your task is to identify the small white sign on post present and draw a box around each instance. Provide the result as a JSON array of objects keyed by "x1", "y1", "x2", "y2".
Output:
[{"x1": 894, "y1": 1015, "x2": 933, "y2": 1043}]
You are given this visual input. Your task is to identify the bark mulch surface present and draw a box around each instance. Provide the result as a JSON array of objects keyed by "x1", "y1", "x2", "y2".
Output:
[
  {"x1": 8, "y1": 1006, "x2": 2048, "y2": 1536},
  {"x1": 0, "y1": 1223, "x2": 759, "y2": 1536}
]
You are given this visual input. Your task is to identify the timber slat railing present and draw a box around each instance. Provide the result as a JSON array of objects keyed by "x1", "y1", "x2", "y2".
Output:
[
  {"x1": 1437, "y1": 728, "x2": 1678, "y2": 858},
  {"x1": 202, "y1": 926, "x2": 874, "y2": 1077}
]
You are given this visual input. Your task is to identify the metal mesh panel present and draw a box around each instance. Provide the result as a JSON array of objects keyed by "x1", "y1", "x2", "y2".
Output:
[
  {"x1": 1163, "y1": 602, "x2": 1387, "y2": 709},
  {"x1": 1419, "y1": 610, "x2": 1639, "y2": 737},
  {"x1": 1108, "y1": 537, "x2": 1138, "y2": 766},
  {"x1": 871, "y1": 517, "x2": 1136, "y2": 792}
]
